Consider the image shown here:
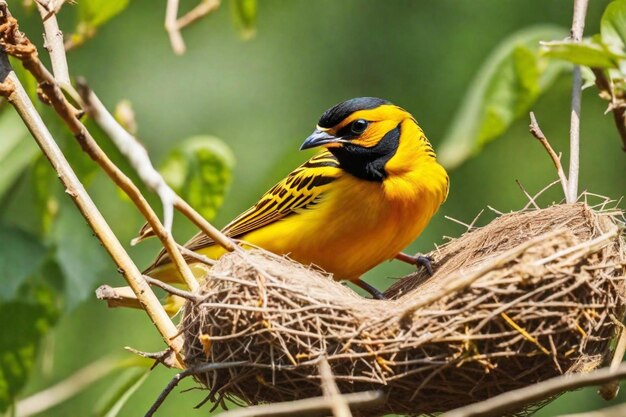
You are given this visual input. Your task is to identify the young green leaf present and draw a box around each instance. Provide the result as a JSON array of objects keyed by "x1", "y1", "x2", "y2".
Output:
[
  {"x1": 0, "y1": 110, "x2": 38, "y2": 199},
  {"x1": 50, "y1": 198, "x2": 110, "y2": 310},
  {"x1": 161, "y1": 136, "x2": 235, "y2": 221},
  {"x1": 0, "y1": 288, "x2": 59, "y2": 412},
  {"x1": 541, "y1": 39, "x2": 624, "y2": 68},
  {"x1": 601, "y1": 0, "x2": 626, "y2": 54},
  {"x1": 230, "y1": 0, "x2": 257, "y2": 39},
  {"x1": 0, "y1": 224, "x2": 47, "y2": 301},
  {"x1": 67, "y1": 0, "x2": 130, "y2": 49},
  {"x1": 438, "y1": 26, "x2": 568, "y2": 169}
]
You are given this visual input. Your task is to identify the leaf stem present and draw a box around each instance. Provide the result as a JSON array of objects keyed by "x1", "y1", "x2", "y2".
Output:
[{"x1": 567, "y1": 0, "x2": 589, "y2": 203}]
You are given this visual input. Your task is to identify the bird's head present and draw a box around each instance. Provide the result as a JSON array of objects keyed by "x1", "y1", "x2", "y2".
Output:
[{"x1": 300, "y1": 97, "x2": 437, "y2": 181}]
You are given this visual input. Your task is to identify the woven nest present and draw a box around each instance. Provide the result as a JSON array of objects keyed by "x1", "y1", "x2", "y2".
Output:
[{"x1": 180, "y1": 203, "x2": 626, "y2": 416}]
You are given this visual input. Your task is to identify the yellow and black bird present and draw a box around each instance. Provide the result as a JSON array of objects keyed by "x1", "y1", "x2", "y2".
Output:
[{"x1": 147, "y1": 97, "x2": 449, "y2": 299}]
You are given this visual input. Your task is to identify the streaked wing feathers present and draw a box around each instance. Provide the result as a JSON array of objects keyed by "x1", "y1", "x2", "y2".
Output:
[{"x1": 146, "y1": 151, "x2": 341, "y2": 270}]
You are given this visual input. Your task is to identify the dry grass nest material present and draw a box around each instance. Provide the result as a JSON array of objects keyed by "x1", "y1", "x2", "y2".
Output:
[{"x1": 180, "y1": 203, "x2": 626, "y2": 416}]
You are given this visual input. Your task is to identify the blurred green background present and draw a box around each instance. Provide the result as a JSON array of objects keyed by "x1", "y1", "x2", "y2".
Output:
[{"x1": 3, "y1": 0, "x2": 626, "y2": 416}]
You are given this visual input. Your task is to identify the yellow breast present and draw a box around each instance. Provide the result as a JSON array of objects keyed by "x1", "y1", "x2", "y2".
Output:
[{"x1": 211, "y1": 159, "x2": 448, "y2": 281}]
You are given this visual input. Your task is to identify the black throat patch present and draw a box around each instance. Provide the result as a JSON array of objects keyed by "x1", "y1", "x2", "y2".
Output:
[{"x1": 329, "y1": 124, "x2": 401, "y2": 182}]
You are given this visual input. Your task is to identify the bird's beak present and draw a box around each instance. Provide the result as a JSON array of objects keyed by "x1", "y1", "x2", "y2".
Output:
[{"x1": 300, "y1": 130, "x2": 341, "y2": 150}]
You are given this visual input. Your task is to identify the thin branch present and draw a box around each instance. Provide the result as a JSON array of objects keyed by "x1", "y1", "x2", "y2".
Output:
[
  {"x1": 318, "y1": 356, "x2": 352, "y2": 417},
  {"x1": 567, "y1": 0, "x2": 589, "y2": 203},
  {"x1": 143, "y1": 275, "x2": 201, "y2": 301},
  {"x1": 144, "y1": 362, "x2": 249, "y2": 417},
  {"x1": 214, "y1": 391, "x2": 384, "y2": 417},
  {"x1": 598, "y1": 323, "x2": 626, "y2": 400},
  {"x1": 165, "y1": 0, "x2": 221, "y2": 55},
  {"x1": 529, "y1": 112, "x2": 569, "y2": 200},
  {"x1": 0, "y1": 34, "x2": 183, "y2": 366},
  {"x1": 95, "y1": 284, "x2": 142, "y2": 309},
  {"x1": 165, "y1": 0, "x2": 186, "y2": 55},
  {"x1": 15, "y1": 356, "x2": 118, "y2": 417},
  {"x1": 35, "y1": 3, "x2": 69, "y2": 87},
  {"x1": 177, "y1": 0, "x2": 220, "y2": 29},
  {"x1": 76, "y1": 81, "x2": 177, "y2": 234},
  {"x1": 1, "y1": 10, "x2": 199, "y2": 292},
  {"x1": 442, "y1": 363, "x2": 626, "y2": 417}
]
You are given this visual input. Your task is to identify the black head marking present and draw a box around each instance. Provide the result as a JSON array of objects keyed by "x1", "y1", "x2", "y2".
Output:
[
  {"x1": 329, "y1": 123, "x2": 401, "y2": 182},
  {"x1": 318, "y1": 97, "x2": 390, "y2": 128}
]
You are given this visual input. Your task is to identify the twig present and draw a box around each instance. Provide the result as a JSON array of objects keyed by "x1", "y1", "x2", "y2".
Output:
[
  {"x1": 214, "y1": 391, "x2": 384, "y2": 417},
  {"x1": 592, "y1": 68, "x2": 626, "y2": 151},
  {"x1": 77, "y1": 80, "x2": 177, "y2": 234},
  {"x1": 165, "y1": 0, "x2": 186, "y2": 55},
  {"x1": 0, "y1": 9, "x2": 199, "y2": 292},
  {"x1": 165, "y1": 0, "x2": 220, "y2": 55},
  {"x1": 143, "y1": 275, "x2": 201, "y2": 301},
  {"x1": 0, "y1": 4, "x2": 184, "y2": 363},
  {"x1": 177, "y1": 0, "x2": 220, "y2": 28},
  {"x1": 35, "y1": 3, "x2": 69, "y2": 87},
  {"x1": 567, "y1": 0, "x2": 589, "y2": 203},
  {"x1": 515, "y1": 179, "x2": 540, "y2": 210},
  {"x1": 95, "y1": 285, "x2": 141, "y2": 309},
  {"x1": 15, "y1": 356, "x2": 118, "y2": 417},
  {"x1": 529, "y1": 112, "x2": 569, "y2": 201},
  {"x1": 144, "y1": 362, "x2": 249, "y2": 417},
  {"x1": 318, "y1": 356, "x2": 352, "y2": 417},
  {"x1": 442, "y1": 363, "x2": 626, "y2": 417}
]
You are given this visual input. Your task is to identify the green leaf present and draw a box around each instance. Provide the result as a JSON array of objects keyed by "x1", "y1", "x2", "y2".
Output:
[
  {"x1": 230, "y1": 0, "x2": 257, "y2": 40},
  {"x1": 0, "y1": 224, "x2": 47, "y2": 301},
  {"x1": 69, "y1": 0, "x2": 130, "y2": 49},
  {"x1": 93, "y1": 368, "x2": 150, "y2": 417},
  {"x1": 601, "y1": 0, "x2": 626, "y2": 54},
  {"x1": 541, "y1": 39, "x2": 624, "y2": 68},
  {"x1": 51, "y1": 198, "x2": 110, "y2": 310},
  {"x1": 0, "y1": 110, "x2": 38, "y2": 199},
  {"x1": 0, "y1": 287, "x2": 59, "y2": 412},
  {"x1": 161, "y1": 136, "x2": 235, "y2": 221},
  {"x1": 78, "y1": 0, "x2": 129, "y2": 29},
  {"x1": 438, "y1": 26, "x2": 568, "y2": 168}
]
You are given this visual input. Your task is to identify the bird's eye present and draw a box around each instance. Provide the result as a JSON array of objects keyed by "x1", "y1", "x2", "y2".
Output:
[{"x1": 351, "y1": 119, "x2": 369, "y2": 135}]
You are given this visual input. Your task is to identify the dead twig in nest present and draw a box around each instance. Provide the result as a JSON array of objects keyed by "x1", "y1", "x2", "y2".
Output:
[{"x1": 529, "y1": 112, "x2": 569, "y2": 201}]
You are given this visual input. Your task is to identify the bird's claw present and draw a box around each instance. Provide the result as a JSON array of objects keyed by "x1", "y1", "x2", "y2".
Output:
[{"x1": 415, "y1": 255, "x2": 433, "y2": 276}]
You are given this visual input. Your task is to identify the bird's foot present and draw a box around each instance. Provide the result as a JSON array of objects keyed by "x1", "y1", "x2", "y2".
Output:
[
  {"x1": 396, "y1": 252, "x2": 434, "y2": 276},
  {"x1": 353, "y1": 278, "x2": 385, "y2": 300}
]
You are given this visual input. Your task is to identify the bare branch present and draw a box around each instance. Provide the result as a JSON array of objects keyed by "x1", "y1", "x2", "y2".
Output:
[
  {"x1": 177, "y1": 0, "x2": 220, "y2": 29},
  {"x1": 0, "y1": 10, "x2": 200, "y2": 292},
  {"x1": 165, "y1": 0, "x2": 186, "y2": 55},
  {"x1": 36, "y1": 3, "x2": 69, "y2": 86},
  {"x1": 76, "y1": 81, "x2": 177, "y2": 234},
  {"x1": 318, "y1": 356, "x2": 352, "y2": 417},
  {"x1": 145, "y1": 362, "x2": 250, "y2": 417},
  {"x1": 214, "y1": 391, "x2": 384, "y2": 417},
  {"x1": 165, "y1": 0, "x2": 221, "y2": 55},
  {"x1": 567, "y1": 0, "x2": 589, "y2": 203},
  {"x1": 0, "y1": 33, "x2": 184, "y2": 366},
  {"x1": 143, "y1": 275, "x2": 201, "y2": 301},
  {"x1": 96, "y1": 284, "x2": 141, "y2": 309},
  {"x1": 529, "y1": 112, "x2": 569, "y2": 200},
  {"x1": 442, "y1": 363, "x2": 626, "y2": 417}
]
